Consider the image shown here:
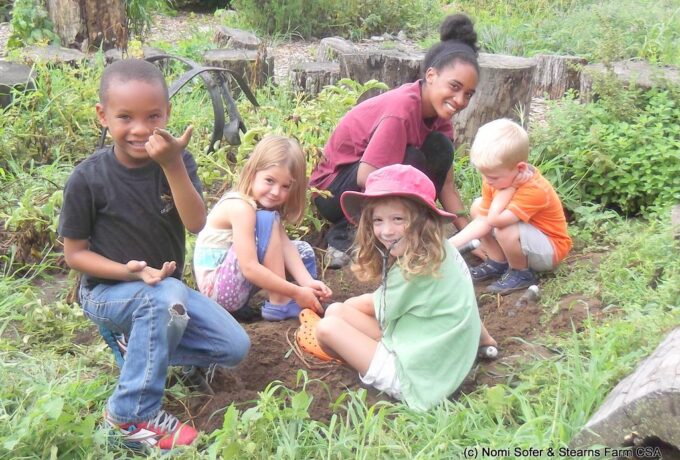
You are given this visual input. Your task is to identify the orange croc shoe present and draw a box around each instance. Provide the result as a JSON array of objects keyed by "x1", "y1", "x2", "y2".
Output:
[{"x1": 295, "y1": 309, "x2": 340, "y2": 363}]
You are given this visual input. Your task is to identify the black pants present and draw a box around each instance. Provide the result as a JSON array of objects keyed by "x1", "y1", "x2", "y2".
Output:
[{"x1": 314, "y1": 131, "x2": 454, "y2": 252}]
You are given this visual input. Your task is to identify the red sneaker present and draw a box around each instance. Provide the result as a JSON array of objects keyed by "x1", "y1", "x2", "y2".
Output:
[{"x1": 105, "y1": 409, "x2": 198, "y2": 451}]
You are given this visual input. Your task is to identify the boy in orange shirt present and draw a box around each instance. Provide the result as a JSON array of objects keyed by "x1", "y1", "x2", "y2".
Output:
[{"x1": 450, "y1": 118, "x2": 572, "y2": 294}]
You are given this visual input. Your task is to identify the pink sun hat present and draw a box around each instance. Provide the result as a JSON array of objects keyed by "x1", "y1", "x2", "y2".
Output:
[{"x1": 340, "y1": 164, "x2": 457, "y2": 225}]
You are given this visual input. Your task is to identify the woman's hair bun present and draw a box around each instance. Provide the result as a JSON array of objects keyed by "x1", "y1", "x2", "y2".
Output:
[{"x1": 439, "y1": 14, "x2": 478, "y2": 52}]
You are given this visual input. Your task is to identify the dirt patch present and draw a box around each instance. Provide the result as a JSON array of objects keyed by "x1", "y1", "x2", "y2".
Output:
[
  {"x1": 67, "y1": 250, "x2": 610, "y2": 431},
  {"x1": 159, "y1": 251, "x2": 608, "y2": 432}
]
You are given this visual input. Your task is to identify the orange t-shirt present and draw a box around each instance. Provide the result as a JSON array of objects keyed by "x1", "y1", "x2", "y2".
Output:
[{"x1": 478, "y1": 169, "x2": 572, "y2": 264}]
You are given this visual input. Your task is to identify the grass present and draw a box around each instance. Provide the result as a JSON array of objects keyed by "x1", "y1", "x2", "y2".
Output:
[{"x1": 1, "y1": 1, "x2": 680, "y2": 457}]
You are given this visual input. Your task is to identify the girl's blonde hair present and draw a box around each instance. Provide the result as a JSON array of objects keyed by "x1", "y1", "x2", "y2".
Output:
[
  {"x1": 236, "y1": 135, "x2": 307, "y2": 224},
  {"x1": 351, "y1": 197, "x2": 446, "y2": 283}
]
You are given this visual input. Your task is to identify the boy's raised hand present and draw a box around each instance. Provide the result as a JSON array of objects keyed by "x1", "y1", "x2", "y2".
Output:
[
  {"x1": 146, "y1": 126, "x2": 193, "y2": 167},
  {"x1": 126, "y1": 260, "x2": 177, "y2": 285}
]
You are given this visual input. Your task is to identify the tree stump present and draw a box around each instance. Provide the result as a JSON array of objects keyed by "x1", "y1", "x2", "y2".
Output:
[
  {"x1": 104, "y1": 46, "x2": 166, "y2": 64},
  {"x1": 453, "y1": 53, "x2": 536, "y2": 149},
  {"x1": 672, "y1": 204, "x2": 680, "y2": 241},
  {"x1": 339, "y1": 49, "x2": 424, "y2": 89},
  {"x1": 213, "y1": 26, "x2": 261, "y2": 50},
  {"x1": 532, "y1": 54, "x2": 588, "y2": 99},
  {"x1": 580, "y1": 60, "x2": 680, "y2": 102},
  {"x1": 202, "y1": 48, "x2": 274, "y2": 93},
  {"x1": 571, "y1": 327, "x2": 680, "y2": 451},
  {"x1": 46, "y1": 0, "x2": 127, "y2": 51},
  {"x1": 0, "y1": 60, "x2": 35, "y2": 108},
  {"x1": 290, "y1": 62, "x2": 340, "y2": 96},
  {"x1": 317, "y1": 37, "x2": 357, "y2": 62},
  {"x1": 20, "y1": 45, "x2": 87, "y2": 66}
]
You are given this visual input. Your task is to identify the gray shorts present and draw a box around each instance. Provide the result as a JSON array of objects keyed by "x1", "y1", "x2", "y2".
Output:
[
  {"x1": 518, "y1": 222, "x2": 555, "y2": 272},
  {"x1": 360, "y1": 342, "x2": 403, "y2": 400}
]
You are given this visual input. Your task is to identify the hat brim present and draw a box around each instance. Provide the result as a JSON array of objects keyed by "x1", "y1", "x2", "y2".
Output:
[{"x1": 340, "y1": 190, "x2": 457, "y2": 225}]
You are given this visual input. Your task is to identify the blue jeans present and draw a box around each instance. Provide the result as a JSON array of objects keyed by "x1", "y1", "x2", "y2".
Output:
[{"x1": 79, "y1": 277, "x2": 250, "y2": 424}]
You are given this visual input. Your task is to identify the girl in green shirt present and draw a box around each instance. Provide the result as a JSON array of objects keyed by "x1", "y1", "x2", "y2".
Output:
[{"x1": 313, "y1": 164, "x2": 494, "y2": 410}]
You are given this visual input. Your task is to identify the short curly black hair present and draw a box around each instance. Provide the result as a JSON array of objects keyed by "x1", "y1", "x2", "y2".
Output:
[{"x1": 99, "y1": 59, "x2": 169, "y2": 105}]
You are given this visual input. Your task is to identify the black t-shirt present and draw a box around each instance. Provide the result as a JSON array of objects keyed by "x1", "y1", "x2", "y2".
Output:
[{"x1": 58, "y1": 146, "x2": 203, "y2": 287}]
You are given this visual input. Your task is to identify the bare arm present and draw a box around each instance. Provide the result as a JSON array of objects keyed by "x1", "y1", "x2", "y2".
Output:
[
  {"x1": 146, "y1": 127, "x2": 206, "y2": 233},
  {"x1": 448, "y1": 217, "x2": 493, "y2": 248},
  {"x1": 281, "y1": 228, "x2": 332, "y2": 300},
  {"x1": 356, "y1": 162, "x2": 377, "y2": 189},
  {"x1": 63, "y1": 238, "x2": 176, "y2": 285},
  {"x1": 228, "y1": 202, "x2": 322, "y2": 311},
  {"x1": 486, "y1": 187, "x2": 520, "y2": 228},
  {"x1": 438, "y1": 165, "x2": 470, "y2": 230}
]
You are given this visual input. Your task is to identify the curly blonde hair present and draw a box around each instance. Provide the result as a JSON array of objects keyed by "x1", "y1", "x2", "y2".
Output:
[
  {"x1": 351, "y1": 197, "x2": 447, "y2": 283},
  {"x1": 236, "y1": 135, "x2": 307, "y2": 224}
]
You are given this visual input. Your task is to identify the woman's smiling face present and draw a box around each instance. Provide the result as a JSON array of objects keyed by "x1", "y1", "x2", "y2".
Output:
[{"x1": 421, "y1": 61, "x2": 478, "y2": 120}]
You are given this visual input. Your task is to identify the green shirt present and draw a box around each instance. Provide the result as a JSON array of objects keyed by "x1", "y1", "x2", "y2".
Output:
[{"x1": 374, "y1": 240, "x2": 481, "y2": 410}]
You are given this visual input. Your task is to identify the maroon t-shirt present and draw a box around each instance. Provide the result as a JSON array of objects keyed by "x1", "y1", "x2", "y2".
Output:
[{"x1": 310, "y1": 80, "x2": 454, "y2": 190}]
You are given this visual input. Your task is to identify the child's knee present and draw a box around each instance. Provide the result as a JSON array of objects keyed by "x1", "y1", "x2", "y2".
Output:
[
  {"x1": 315, "y1": 316, "x2": 339, "y2": 344},
  {"x1": 323, "y1": 302, "x2": 344, "y2": 318},
  {"x1": 470, "y1": 198, "x2": 483, "y2": 217}
]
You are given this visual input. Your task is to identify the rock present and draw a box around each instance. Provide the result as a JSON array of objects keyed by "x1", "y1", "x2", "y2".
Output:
[
  {"x1": 213, "y1": 26, "x2": 261, "y2": 50},
  {"x1": 0, "y1": 60, "x2": 35, "y2": 108},
  {"x1": 397, "y1": 30, "x2": 407, "y2": 41}
]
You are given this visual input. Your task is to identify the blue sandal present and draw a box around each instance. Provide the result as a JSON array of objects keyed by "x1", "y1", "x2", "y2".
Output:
[{"x1": 470, "y1": 259, "x2": 509, "y2": 281}]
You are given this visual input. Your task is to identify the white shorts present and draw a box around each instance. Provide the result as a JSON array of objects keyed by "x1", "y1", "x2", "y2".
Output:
[
  {"x1": 518, "y1": 222, "x2": 555, "y2": 272},
  {"x1": 360, "y1": 342, "x2": 403, "y2": 400}
]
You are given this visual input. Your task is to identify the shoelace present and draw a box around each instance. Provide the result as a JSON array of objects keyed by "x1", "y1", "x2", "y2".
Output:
[{"x1": 147, "y1": 410, "x2": 179, "y2": 434}]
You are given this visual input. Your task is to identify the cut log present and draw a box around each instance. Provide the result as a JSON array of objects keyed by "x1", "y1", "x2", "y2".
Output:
[
  {"x1": 104, "y1": 46, "x2": 166, "y2": 64},
  {"x1": 202, "y1": 48, "x2": 274, "y2": 93},
  {"x1": 213, "y1": 26, "x2": 261, "y2": 50},
  {"x1": 580, "y1": 60, "x2": 680, "y2": 102},
  {"x1": 317, "y1": 37, "x2": 357, "y2": 62},
  {"x1": 290, "y1": 62, "x2": 340, "y2": 96},
  {"x1": 46, "y1": 0, "x2": 127, "y2": 51},
  {"x1": 21, "y1": 45, "x2": 87, "y2": 66},
  {"x1": 339, "y1": 49, "x2": 424, "y2": 89},
  {"x1": 570, "y1": 327, "x2": 680, "y2": 452},
  {"x1": 453, "y1": 53, "x2": 536, "y2": 148},
  {"x1": 532, "y1": 54, "x2": 588, "y2": 99},
  {"x1": 672, "y1": 204, "x2": 680, "y2": 241},
  {"x1": 0, "y1": 60, "x2": 35, "y2": 108}
]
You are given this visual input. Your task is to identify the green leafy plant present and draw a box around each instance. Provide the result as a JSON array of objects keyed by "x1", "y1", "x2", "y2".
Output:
[
  {"x1": 231, "y1": 0, "x2": 441, "y2": 39},
  {"x1": 532, "y1": 82, "x2": 680, "y2": 215},
  {"x1": 7, "y1": 0, "x2": 60, "y2": 48}
]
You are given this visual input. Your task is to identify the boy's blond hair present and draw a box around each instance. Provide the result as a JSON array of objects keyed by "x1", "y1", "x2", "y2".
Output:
[
  {"x1": 237, "y1": 135, "x2": 307, "y2": 225},
  {"x1": 470, "y1": 118, "x2": 529, "y2": 170}
]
